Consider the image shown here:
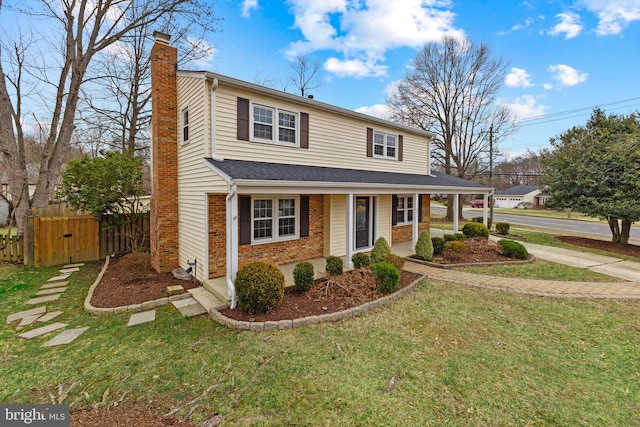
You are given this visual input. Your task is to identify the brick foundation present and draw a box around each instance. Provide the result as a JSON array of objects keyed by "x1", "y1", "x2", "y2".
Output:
[{"x1": 208, "y1": 194, "x2": 227, "y2": 278}]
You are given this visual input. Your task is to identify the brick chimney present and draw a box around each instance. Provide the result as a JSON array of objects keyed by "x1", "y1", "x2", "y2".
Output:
[{"x1": 150, "y1": 31, "x2": 179, "y2": 273}]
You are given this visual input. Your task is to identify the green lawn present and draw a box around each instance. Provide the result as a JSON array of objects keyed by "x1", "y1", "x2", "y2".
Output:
[
  {"x1": 458, "y1": 259, "x2": 620, "y2": 281},
  {"x1": 2, "y1": 260, "x2": 640, "y2": 425}
]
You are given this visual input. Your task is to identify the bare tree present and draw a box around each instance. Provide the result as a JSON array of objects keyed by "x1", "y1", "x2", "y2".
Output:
[
  {"x1": 0, "y1": 0, "x2": 217, "y2": 234},
  {"x1": 284, "y1": 56, "x2": 322, "y2": 97},
  {"x1": 388, "y1": 36, "x2": 515, "y2": 219},
  {"x1": 492, "y1": 150, "x2": 547, "y2": 190}
]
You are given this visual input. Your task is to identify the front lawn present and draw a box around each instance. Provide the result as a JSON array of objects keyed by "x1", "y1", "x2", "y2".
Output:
[{"x1": 1, "y1": 261, "x2": 639, "y2": 425}]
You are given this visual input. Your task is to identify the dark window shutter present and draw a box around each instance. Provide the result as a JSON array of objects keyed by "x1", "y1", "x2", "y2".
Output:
[
  {"x1": 300, "y1": 196, "x2": 309, "y2": 237},
  {"x1": 300, "y1": 113, "x2": 309, "y2": 149},
  {"x1": 237, "y1": 98, "x2": 250, "y2": 141},
  {"x1": 392, "y1": 195, "x2": 398, "y2": 226},
  {"x1": 398, "y1": 135, "x2": 403, "y2": 161},
  {"x1": 366, "y1": 127, "x2": 373, "y2": 157},
  {"x1": 418, "y1": 194, "x2": 423, "y2": 223},
  {"x1": 239, "y1": 196, "x2": 251, "y2": 245}
]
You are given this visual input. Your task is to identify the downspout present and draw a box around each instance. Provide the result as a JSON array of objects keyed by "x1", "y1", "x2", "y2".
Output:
[
  {"x1": 226, "y1": 183, "x2": 238, "y2": 309},
  {"x1": 208, "y1": 78, "x2": 219, "y2": 159}
]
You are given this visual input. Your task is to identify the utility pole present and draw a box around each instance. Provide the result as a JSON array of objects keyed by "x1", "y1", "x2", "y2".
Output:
[{"x1": 489, "y1": 124, "x2": 494, "y2": 225}]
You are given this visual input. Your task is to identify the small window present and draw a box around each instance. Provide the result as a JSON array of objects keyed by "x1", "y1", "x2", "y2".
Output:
[
  {"x1": 396, "y1": 196, "x2": 414, "y2": 225},
  {"x1": 373, "y1": 131, "x2": 398, "y2": 160},
  {"x1": 251, "y1": 103, "x2": 298, "y2": 146},
  {"x1": 252, "y1": 196, "x2": 298, "y2": 243},
  {"x1": 181, "y1": 107, "x2": 189, "y2": 143}
]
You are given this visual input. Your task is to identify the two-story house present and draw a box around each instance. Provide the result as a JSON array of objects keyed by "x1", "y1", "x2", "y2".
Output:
[{"x1": 149, "y1": 32, "x2": 492, "y2": 308}]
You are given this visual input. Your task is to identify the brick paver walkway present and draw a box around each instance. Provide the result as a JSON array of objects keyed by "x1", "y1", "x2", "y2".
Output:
[{"x1": 404, "y1": 262, "x2": 640, "y2": 299}]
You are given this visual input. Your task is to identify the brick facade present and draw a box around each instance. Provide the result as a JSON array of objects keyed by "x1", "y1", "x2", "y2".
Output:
[
  {"x1": 150, "y1": 34, "x2": 180, "y2": 273},
  {"x1": 391, "y1": 194, "x2": 431, "y2": 244},
  {"x1": 208, "y1": 194, "x2": 325, "y2": 279}
]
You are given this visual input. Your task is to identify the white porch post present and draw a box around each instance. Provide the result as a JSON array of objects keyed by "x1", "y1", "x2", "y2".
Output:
[
  {"x1": 453, "y1": 194, "x2": 460, "y2": 233},
  {"x1": 226, "y1": 185, "x2": 238, "y2": 309},
  {"x1": 483, "y1": 193, "x2": 489, "y2": 227},
  {"x1": 412, "y1": 192, "x2": 420, "y2": 248},
  {"x1": 346, "y1": 193, "x2": 354, "y2": 268}
]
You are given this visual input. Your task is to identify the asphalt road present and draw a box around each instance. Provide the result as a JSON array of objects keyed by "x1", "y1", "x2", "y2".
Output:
[{"x1": 430, "y1": 206, "x2": 640, "y2": 244}]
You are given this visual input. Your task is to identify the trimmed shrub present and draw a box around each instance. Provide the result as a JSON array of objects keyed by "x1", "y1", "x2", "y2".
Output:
[
  {"x1": 431, "y1": 236, "x2": 445, "y2": 255},
  {"x1": 462, "y1": 222, "x2": 489, "y2": 239},
  {"x1": 326, "y1": 255, "x2": 344, "y2": 276},
  {"x1": 352, "y1": 252, "x2": 371, "y2": 269},
  {"x1": 472, "y1": 216, "x2": 492, "y2": 230},
  {"x1": 498, "y1": 239, "x2": 529, "y2": 260},
  {"x1": 371, "y1": 237, "x2": 392, "y2": 264},
  {"x1": 415, "y1": 231, "x2": 434, "y2": 261},
  {"x1": 443, "y1": 240, "x2": 466, "y2": 260},
  {"x1": 371, "y1": 262, "x2": 400, "y2": 293},
  {"x1": 235, "y1": 262, "x2": 285, "y2": 314},
  {"x1": 496, "y1": 222, "x2": 510, "y2": 235},
  {"x1": 384, "y1": 253, "x2": 406, "y2": 271},
  {"x1": 444, "y1": 234, "x2": 457, "y2": 242},
  {"x1": 293, "y1": 262, "x2": 314, "y2": 292},
  {"x1": 454, "y1": 233, "x2": 467, "y2": 241}
]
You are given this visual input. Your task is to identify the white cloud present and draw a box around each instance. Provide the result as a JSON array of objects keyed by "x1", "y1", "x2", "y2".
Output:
[
  {"x1": 548, "y1": 64, "x2": 588, "y2": 87},
  {"x1": 185, "y1": 38, "x2": 216, "y2": 68},
  {"x1": 505, "y1": 95, "x2": 548, "y2": 121},
  {"x1": 241, "y1": 0, "x2": 258, "y2": 18},
  {"x1": 505, "y1": 68, "x2": 533, "y2": 88},
  {"x1": 548, "y1": 12, "x2": 583, "y2": 39},
  {"x1": 324, "y1": 57, "x2": 387, "y2": 78},
  {"x1": 512, "y1": 18, "x2": 534, "y2": 31},
  {"x1": 581, "y1": 0, "x2": 640, "y2": 35},
  {"x1": 286, "y1": 0, "x2": 464, "y2": 78},
  {"x1": 355, "y1": 104, "x2": 391, "y2": 119}
]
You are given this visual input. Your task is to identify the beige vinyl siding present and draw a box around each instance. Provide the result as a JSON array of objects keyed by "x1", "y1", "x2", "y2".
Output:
[
  {"x1": 214, "y1": 84, "x2": 430, "y2": 175},
  {"x1": 324, "y1": 194, "x2": 347, "y2": 257},
  {"x1": 177, "y1": 75, "x2": 228, "y2": 279},
  {"x1": 377, "y1": 194, "x2": 392, "y2": 244}
]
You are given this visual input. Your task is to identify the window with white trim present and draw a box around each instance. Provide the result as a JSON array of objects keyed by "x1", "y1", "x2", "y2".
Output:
[
  {"x1": 181, "y1": 107, "x2": 189, "y2": 144},
  {"x1": 373, "y1": 131, "x2": 398, "y2": 159},
  {"x1": 396, "y1": 195, "x2": 414, "y2": 225},
  {"x1": 251, "y1": 103, "x2": 298, "y2": 146},
  {"x1": 252, "y1": 196, "x2": 298, "y2": 243}
]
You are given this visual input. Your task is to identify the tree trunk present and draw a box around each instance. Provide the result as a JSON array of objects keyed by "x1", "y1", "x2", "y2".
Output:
[
  {"x1": 620, "y1": 219, "x2": 632, "y2": 245},
  {"x1": 607, "y1": 217, "x2": 621, "y2": 243}
]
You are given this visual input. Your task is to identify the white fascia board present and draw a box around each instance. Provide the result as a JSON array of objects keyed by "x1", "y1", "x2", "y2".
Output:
[{"x1": 203, "y1": 159, "x2": 232, "y2": 183}]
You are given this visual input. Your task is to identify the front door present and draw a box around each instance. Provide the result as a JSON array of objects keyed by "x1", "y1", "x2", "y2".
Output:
[{"x1": 355, "y1": 196, "x2": 374, "y2": 249}]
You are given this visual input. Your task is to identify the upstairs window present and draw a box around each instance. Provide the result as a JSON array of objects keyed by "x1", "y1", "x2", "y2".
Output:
[
  {"x1": 372, "y1": 130, "x2": 398, "y2": 160},
  {"x1": 181, "y1": 107, "x2": 189, "y2": 144},
  {"x1": 251, "y1": 103, "x2": 298, "y2": 146}
]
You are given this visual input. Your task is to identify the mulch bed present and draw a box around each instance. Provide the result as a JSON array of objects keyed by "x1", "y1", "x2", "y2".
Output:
[
  {"x1": 71, "y1": 405, "x2": 195, "y2": 427},
  {"x1": 219, "y1": 269, "x2": 422, "y2": 322},
  {"x1": 555, "y1": 235, "x2": 640, "y2": 259},
  {"x1": 90, "y1": 252, "x2": 200, "y2": 308},
  {"x1": 427, "y1": 237, "x2": 520, "y2": 265}
]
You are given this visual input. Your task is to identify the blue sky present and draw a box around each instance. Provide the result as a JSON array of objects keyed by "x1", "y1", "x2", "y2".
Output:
[{"x1": 197, "y1": 0, "x2": 640, "y2": 158}]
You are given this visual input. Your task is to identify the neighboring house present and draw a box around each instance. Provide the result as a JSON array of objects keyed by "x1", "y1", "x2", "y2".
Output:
[
  {"x1": 494, "y1": 185, "x2": 542, "y2": 208},
  {"x1": 149, "y1": 32, "x2": 492, "y2": 307},
  {"x1": 1, "y1": 163, "x2": 40, "y2": 202},
  {"x1": 0, "y1": 194, "x2": 10, "y2": 225}
]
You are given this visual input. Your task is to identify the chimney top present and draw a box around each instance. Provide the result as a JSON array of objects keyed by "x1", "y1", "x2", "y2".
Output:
[{"x1": 153, "y1": 31, "x2": 171, "y2": 44}]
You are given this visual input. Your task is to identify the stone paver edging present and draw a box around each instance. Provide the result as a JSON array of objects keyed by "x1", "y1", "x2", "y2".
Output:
[
  {"x1": 84, "y1": 256, "x2": 192, "y2": 316},
  {"x1": 207, "y1": 273, "x2": 427, "y2": 331}
]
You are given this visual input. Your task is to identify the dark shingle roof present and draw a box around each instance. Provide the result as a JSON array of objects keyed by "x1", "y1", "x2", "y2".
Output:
[
  {"x1": 495, "y1": 185, "x2": 539, "y2": 196},
  {"x1": 205, "y1": 158, "x2": 487, "y2": 190}
]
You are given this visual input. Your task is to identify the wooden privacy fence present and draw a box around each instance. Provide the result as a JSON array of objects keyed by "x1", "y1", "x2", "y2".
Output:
[
  {"x1": 23, "y1": 204, "x2": 150, "y2": 267},
  {"x1": 0, "y1": 234, "x2": 23, "y2": 263}
]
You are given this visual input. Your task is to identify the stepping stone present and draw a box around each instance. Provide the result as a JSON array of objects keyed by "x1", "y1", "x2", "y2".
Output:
[
  {"x1": 41, "y1": 281, "x2": 69, "y2": 289},
  {"x1": 48, "y1": 274, "x2": 71, "y2": 282},
  {"x1": 43, "y1": 327, "x2": 89, "y2": 347},
  {"x1": 167, "y1": 285, "x2": 184, "y2": 295},
  {"x1": 18, "y1": 322, "x2": 68, "y2": 339},
  {"x1": 59, "y1": 267, "x2": 80, "y2": 274},
  {"x1": 27, "y1": 294, "x2": 62, "y2": 305},
  {"x1": 63, "y1": 263, "x2": 85, "y2": 268},
  {"x1": 6, "y1": 306, "x2": 46, "y2": 324},
  {"x1": 127, "y1": 310, "x2": 156, "y2": 326},
  {"x1": 37, "y1": 311, "x2": 63, "y2": 323},
  {"x1": 36, "y1": 287, "x2": 67, "y2": 296},
  {"x1": 172, "y1": 298, "x2": 206, "y2": 317},
  {"x1": 18, "y1": 314, "x2": 43, "y2": 327}
]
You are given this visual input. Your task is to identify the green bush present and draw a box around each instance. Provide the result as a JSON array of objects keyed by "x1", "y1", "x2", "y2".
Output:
[
  {"x1": 444, "y1": 234, "x2": 457, "y2": 242},
  {"x1": 371, "y1": 262, "x2": 400, "y2": 293},
  {"x1": 462, "y1": 222, "x2": 489, "y2": 239},
  {"x1": 235, "y1": 262, "x2": 285, "y2": 314},
  {"x1": 415, "y1": 230, "x2": 434, "y2": 261},
  {"x1": 326, "y1": 255, "x2": 344, "y2": 276},
  {"x1": 472, "y1": 216, "x2": 492, "y2": 230},
  {"x1": 371, "y1": 237, "x2": 391, "y2": 264},
  {"x1": 351, "y1": 252, "x2": 371, "y2": 269},
  {"x1": 384, "y1": 253, "x2": 406, "y2": 270},
  {"x1": 496, "y1": 222, "x2": 510, "y2": 235},
  {"x1": 498, "y1": 239, "x2": 529, "y2": 260},
  {"x1": 455, "y1": 233, "x2": 467, "y2": 241},
  {"x1": 431, "y1": 236, "x2": 445, "y2": 255},
  {"x1": 443, "y1": 240, "x2": 466, "y2": 260},
  {"x1": 293, "y1": 262, "x2": 315, "y2": 292}
]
